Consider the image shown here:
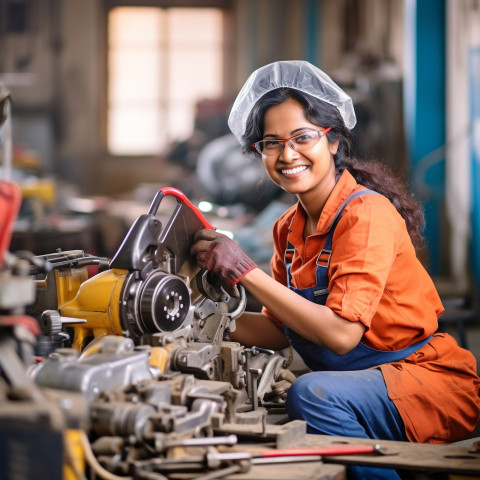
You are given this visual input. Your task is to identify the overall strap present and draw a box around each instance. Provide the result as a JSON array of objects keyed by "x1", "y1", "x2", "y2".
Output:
[
  {"x1": 284, "y1": 215, "x2": 296, "y2": 287},
  {"x1": 316, "y1": 189, "x2": 378, "y2": 268},
  {"x1": 284, "y1": 189, "x2": 379, "y2": 285}
]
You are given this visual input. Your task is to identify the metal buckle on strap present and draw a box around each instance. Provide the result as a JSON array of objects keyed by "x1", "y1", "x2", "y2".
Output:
[
  {"x1": 285, "y1": 247, "x2": 295, "y2": 263},
  {"x1": 316, "y1": 249, "x2": 331, "y2": 268}
]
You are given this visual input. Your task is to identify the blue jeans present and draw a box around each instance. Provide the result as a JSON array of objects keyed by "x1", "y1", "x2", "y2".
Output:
[{"x1": 285, "y1": 369, "x2": 407, "y2": 480}]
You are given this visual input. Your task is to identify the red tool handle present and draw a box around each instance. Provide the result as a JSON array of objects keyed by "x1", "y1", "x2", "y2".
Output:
[
  {"x1": 149, "y1": 186, "x2": 214, "y2": 230},
  {"x1": 261, "y1": 444, "x2": 376, "y2": 457},
  {"x1": 0, "y1": 180, "x2": 22, "y2": 267}
]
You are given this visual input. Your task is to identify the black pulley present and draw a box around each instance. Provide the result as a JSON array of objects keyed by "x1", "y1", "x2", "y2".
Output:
[{"x1": 139, "y1": 272, "x2": 190, "y2": 332}]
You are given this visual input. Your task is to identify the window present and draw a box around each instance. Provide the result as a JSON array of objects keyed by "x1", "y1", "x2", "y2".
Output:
[{"x1": 107, "y1": 6, "x2": 224, "y2": 155}]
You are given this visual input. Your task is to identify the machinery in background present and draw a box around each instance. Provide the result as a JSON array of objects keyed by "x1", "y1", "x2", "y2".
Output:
[
  {"x1": 1, "y1": 86, "x2": 89, "y2": 480},
  {"x1": 21, "y1": 186, "x2": 303, "y2": 479},
  {"x1": 0, "y1": 243, "x2": 87, "y2": 480},
  {"x1": 195, "y1": 133, "x2": 282, "y2": 211}
]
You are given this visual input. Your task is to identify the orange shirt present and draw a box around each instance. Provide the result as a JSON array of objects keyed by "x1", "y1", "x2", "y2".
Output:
[{"x1": 263, "y1": 170, "x2": 480, "y2": 443}]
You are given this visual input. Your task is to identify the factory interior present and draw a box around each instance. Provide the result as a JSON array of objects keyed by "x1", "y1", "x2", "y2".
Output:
[{"x1": 2, "y1": 0, "x2": 480, "y2": 479}]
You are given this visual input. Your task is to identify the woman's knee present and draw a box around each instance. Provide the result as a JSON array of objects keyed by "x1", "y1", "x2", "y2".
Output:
[
  {"x1": 285, "y1": 372, "x2": 357, "y2": 436},
  {"x1": 285, "y1": 372, "x2": 335, "y2": 418}
]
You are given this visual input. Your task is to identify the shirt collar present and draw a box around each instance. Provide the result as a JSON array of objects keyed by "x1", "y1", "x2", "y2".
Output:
[{"x1": 288, "y1": 170, "x2": 359, "y2": 240}]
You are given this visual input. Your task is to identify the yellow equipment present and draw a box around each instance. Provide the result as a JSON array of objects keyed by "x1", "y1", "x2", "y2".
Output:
[{"x1": 30, "y1": 187, "x2": 247, "y2": 383}]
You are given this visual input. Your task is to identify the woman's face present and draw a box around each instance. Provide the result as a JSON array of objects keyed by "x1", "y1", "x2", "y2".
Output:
[{"x1": 260, "y1": 98, "x2": 338, "y2": 196}]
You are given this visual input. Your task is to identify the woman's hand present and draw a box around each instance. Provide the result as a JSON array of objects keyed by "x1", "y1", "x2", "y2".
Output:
[{"x1": 190, "y1": 229, "x2": 258, "y2": 287}]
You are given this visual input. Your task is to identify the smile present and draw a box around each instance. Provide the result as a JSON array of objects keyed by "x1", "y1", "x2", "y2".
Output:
[{"x1": 281, "y1": 166, "x2": 308, "y2": 175}]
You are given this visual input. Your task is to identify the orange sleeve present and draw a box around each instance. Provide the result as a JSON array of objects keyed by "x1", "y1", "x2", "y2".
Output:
[{"x1": 326, "y1": 195, "x2": 402, "y2": 329}]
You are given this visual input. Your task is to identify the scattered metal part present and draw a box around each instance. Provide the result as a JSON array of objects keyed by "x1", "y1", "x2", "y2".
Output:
[
  {"x1": 39, "y1": 309, "x2": 86, "y2": 335},
  {"x1": 215, "y1": 419, "x2": 307, "y2": 450},
  {"x1": 162, "y1": 434, "x2": 238, "y2": 449},
  {"x1": 248, "y1": 368, "x2": 262, "y2": 410},
  {"x1": 193, "y1": 462, "x2": 249, "y2": 480}
]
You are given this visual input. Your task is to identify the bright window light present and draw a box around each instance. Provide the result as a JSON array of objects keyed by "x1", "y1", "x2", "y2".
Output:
[{"x1": 107, "y1": 7, "x2": 224, "y2": 155}]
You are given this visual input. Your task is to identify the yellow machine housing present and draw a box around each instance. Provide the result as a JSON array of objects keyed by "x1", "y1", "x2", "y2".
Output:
[{"x1": 60, "y1": 268, "x2": 128, "y2": 352}]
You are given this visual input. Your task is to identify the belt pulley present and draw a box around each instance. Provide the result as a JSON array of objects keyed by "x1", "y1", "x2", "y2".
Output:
[
  {"x1": 120, "y1": 270, "x2": 192, "y2": 338},
  {"x1": 138, "y1": 272, "x2": 191, "y2": 333}
]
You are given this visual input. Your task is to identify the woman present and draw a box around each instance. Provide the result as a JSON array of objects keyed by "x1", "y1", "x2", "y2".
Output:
[{"x1": 191, "y1": 61, "x2": 480, "y2": 479}]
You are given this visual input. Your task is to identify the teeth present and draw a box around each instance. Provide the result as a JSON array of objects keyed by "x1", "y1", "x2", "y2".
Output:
[{"x1": 281, "y1": 166, "x2": 307, "y2": 175}]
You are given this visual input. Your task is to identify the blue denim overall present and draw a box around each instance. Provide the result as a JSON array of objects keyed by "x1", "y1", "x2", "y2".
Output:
[
  {"x1": 283, "y1": 189, "x2": 431, "y2": 370},
  {"x1": 283, "y1": 190, "x2": 432, "y2": 480}
]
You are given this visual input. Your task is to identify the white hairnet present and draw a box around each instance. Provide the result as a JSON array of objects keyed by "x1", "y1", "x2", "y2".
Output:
[{"x1": 227, "y1": 60, "x2": 356, "y2": 143}]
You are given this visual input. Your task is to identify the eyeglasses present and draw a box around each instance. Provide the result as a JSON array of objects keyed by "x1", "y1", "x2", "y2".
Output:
[{"x1": 252, "y1": 127, "x2": 331, "y2": 156}]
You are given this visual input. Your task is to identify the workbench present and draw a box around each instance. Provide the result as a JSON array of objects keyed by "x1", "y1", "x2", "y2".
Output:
[{"x1": 213, "y1": 433, "x2": 480, "y2": 480}]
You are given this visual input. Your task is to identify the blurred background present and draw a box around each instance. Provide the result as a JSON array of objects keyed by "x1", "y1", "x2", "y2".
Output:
[{"x1": 1, "y1": 0, "x2": 480, "y2": 345}]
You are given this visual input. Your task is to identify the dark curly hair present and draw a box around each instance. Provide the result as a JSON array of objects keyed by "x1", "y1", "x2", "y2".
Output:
[{"x1": 242, "y1": 88, "x2": 425, "y2": 251}]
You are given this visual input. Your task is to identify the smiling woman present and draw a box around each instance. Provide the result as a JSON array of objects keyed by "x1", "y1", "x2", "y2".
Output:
[
  {"x1": 189, "y1": 60, "x2": 480, "y2": 480},
  {"x1": 107, "y1": 6, "x2": 224, "y2": 156}
]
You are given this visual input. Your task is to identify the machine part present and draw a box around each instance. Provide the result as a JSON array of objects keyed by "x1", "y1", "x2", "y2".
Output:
[
  {"x1": 257, "y1": 355, "x2": 288, "y2": 399},
  {"x1": 34, "y1": 332, "x2": 70, "y2": 358},
  {"x1": 29, "y1": 337, "x2": 304, "y2": 478},
  {"x1": 31, "y1": 336, "x2": 156, "y2": 400},
  {"x1": 248, "y1": 368, "x2": 262, "y2": 411},
  {"x1": 119, "y1": 269, "x2": 195, "y2": 341},
  {"x1": 215, "y1": 420, "x2": 307, "y2": 450},
  {"x1": 192, "y1": 463, "x2": 247, "y2": 480},
  {"x1": 138, "y1": 272, "x2": 191, "y2": 332},
  {"x1": 90, "y1": 402, "x2": 155, "y2": 439},
  {"x1": 0, "y1": 271, "x2": 36, "y2": 311},
  {"x1": 63, "y1": 429, "x2": 87, "y2": 480},
  {"x1": 160, "y1": 397, "x2": 220, "y2": 436},
  {"x1": 191, "y1": 290, "x2": 246, "y2": 345},
  {"x1": 161, "y1": 434, "x2": 237, "y2": 449},
  {"x1": 79, "y1": 430, "x2": 134, "y2": 480},
  {"x1": 29, "y1": 250, "x2": 105, "y2": 316},
  {"x1": 243, "y1": 346, "x2": 288, "y2": 410},
  {"x1": 131, "y1": 450, "x2": 252, "y2": 475},
  {"x1": 220, "y1": 342, "x2": 246, "y2": 390},
  {"x1": 29, "y1": 250, "x2": 115, "y2": 352},
  {"x1": 60, "y1": 268, "x2": 129, "y2": 352},
  {"x1": 40, "y1": 309, "x2": 63, "y2": 335},
  {"x1": 171, "y1": 342, "x2": 222, "y2": 380},
  {"x1": 110, "y1": 187, "x2": 213, "y2": 272},
  {"x1": 0, "y1": 323, "x2": 43, "y2": 402},
  {"x1": 39, "y1": 309, "x2": 86, "y2": 335},
  {"x1": 148, "y1": 345, "x2": 174, "y2": 373}
]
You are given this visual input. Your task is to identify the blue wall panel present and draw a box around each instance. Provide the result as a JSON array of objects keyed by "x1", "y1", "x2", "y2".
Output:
[
  {"x1": 303, "y1": 0, "x2": 319, "y2": 65},
  {"x1": 469, "y1": 48, "x2": 480, "y2": 299},
  {"x1": 405, "y1": 0, "x2": 446, "y2": 274}
]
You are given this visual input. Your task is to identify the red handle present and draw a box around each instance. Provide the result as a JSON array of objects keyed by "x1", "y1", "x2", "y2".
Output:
[
  {"x1": 149, "y1": 186, "x2": 214, "y2": 230},
  {"x1": 0, "y1": 180, "x2": 22, "y2": 267},
  {"x1": 261, "y1": 444, "x2": 375, "y2": 457}
]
